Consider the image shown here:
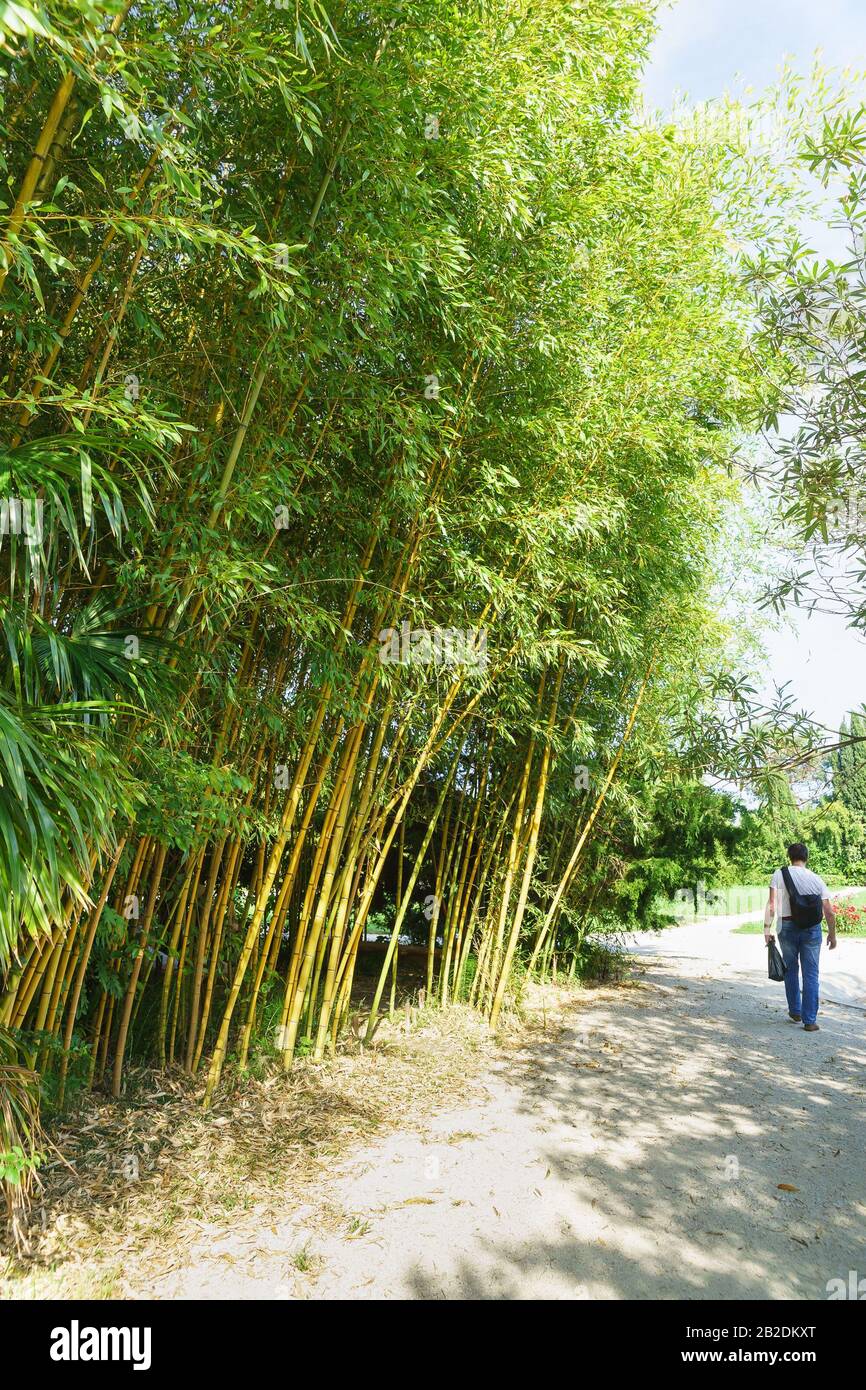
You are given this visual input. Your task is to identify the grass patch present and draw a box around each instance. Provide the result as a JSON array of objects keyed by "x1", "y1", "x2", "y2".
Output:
[
  {"x1": 836, "y1": 890, "x2": 866, "y2": 910},
  {"x1": 662, "y1": 885, "x2": 769, "y2": 923},
  {"x1": 663, "y1": 884, "x2": 866, "y2": 926},
  {"x1": 735, "y1": 890, "x2": 866, "y2": 936},
  {"x1": 736, "y1": 917, "x2": 866, "y2": 938}
]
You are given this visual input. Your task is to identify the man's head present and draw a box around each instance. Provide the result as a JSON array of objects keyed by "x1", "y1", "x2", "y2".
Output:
[{"x1": 787, "y1": 841, "x2": 808, "y2": 864}]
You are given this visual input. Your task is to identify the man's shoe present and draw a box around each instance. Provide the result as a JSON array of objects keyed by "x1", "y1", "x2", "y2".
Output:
[
  {"x1": 804, "y1": 1023, "x2": 819, "y2": 1032},
  {"x1": 788, "y1": 1013, "x2": 802, "y2": 1022}
]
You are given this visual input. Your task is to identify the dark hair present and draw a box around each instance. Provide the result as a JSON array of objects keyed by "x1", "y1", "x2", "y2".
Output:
[{"x1": 787, "y1": 842, "x2": 808, "y2": 863}]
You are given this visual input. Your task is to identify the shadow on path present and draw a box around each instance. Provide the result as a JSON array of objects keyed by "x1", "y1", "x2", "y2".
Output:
[{"x1": 398, "y1": 961, "x2": 866, "y2": 1300}]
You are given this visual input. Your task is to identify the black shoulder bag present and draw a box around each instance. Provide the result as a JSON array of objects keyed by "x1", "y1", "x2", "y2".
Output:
[{"x1": 780, "y1": 865, "x2": 823, "y2": 929}]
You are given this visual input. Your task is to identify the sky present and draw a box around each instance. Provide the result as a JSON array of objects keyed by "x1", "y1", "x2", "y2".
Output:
[
  {"x1": 643, "y1": 0, "x2": 866, "y2": 736},
  {"x1": 643, "y1": 0, "x2": 866, "y2": 112}
]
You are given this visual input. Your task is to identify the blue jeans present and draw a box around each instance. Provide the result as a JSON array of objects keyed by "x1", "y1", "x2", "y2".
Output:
[{"x1": 778, "y1": 919, "x2": 822, "y2": 1025}]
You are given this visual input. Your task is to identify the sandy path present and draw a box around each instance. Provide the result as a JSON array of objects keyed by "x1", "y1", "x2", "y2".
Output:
[
  {"x1": 627, "y1": 901, "x2": 866, "y2": 1012},
  {"x1": 143, "y1": 924, "x2": 866, "y2": 1301}
]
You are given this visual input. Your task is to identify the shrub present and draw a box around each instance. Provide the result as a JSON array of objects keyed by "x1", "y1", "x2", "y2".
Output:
[{"x1": 830, "y1": 899, "x2": 866, "y2": 934}]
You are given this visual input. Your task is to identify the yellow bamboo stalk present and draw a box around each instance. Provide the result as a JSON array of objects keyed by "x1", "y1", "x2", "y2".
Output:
[
  {"x1": 529, "y1": 664, "x2": 653, "y2": 970},
  {"x1": 489, "y1": 654, "x2": 566, "y2": 1027},
  {"x1": 111, "y1": 842, "x2": 167, "y2": 1096}
]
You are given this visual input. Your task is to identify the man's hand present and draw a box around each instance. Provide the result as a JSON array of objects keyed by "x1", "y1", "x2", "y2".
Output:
[
  {"x1": 823, "y1": 901, "x2": 837, "y2": 949},
  {"x1": 763, "y1": 926, "x2": 774, "y2": 944}
]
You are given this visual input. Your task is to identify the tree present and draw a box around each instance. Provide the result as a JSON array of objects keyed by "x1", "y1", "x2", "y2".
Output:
[
  {"x1": 0, "y1": 0, "x2": 790, "y2": 1160},
  {"x1": 833, "y1": 713, "x2": 866, "y2": 816},
  {"x1": 741, "y1": 91, "x2": 866, "y2": 633}
]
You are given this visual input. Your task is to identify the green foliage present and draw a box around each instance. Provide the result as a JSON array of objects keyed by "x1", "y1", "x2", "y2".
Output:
[
  {"x1": 0, "y1": 1025, "x2": 44, "y2": 1245},
  {"x1": 830, "y1": 897, "x2": 866, "y2": 935},
  {"x1": 739, "y1": 78, "x2": 866, "y2": 633},
  {"x1": 0, "y1": 1, "x2": 821, "y2": 1092},
  {"x1": 733, "y1": 791, "x2": 865, "y2": 883},
  {"x1": 833, "y1": 715, "x2": 866, "y2": 818}
]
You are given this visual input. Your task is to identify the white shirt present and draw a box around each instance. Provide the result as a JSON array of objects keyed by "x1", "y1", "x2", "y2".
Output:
[{"x1": 771, "y1": 865, "x2": 829, "y2": 921}]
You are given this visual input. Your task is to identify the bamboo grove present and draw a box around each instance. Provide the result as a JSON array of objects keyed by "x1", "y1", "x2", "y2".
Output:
[{"x1": 0, "y1": 0, "x2": 779, "y2": 1139}]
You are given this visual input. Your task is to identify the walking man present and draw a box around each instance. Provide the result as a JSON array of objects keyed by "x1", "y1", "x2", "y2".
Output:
[{"x1": 764, "y1": 842, "x2": 837, "y2": 1031}]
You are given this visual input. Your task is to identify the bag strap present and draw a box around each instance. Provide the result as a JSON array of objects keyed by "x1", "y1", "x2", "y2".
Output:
[{"x1": 780, "y1": 865, "x2": 797, "y2": 903}]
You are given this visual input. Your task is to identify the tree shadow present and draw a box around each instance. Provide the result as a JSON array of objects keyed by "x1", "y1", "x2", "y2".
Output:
[{"x1": 402, "y1": 963, "x2": 866, "y2": 1300}]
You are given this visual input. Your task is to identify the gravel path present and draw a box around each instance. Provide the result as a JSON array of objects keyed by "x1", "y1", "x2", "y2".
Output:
[{"x1": 145, "y1": 923, "x2": 866, "y2": 1300}]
